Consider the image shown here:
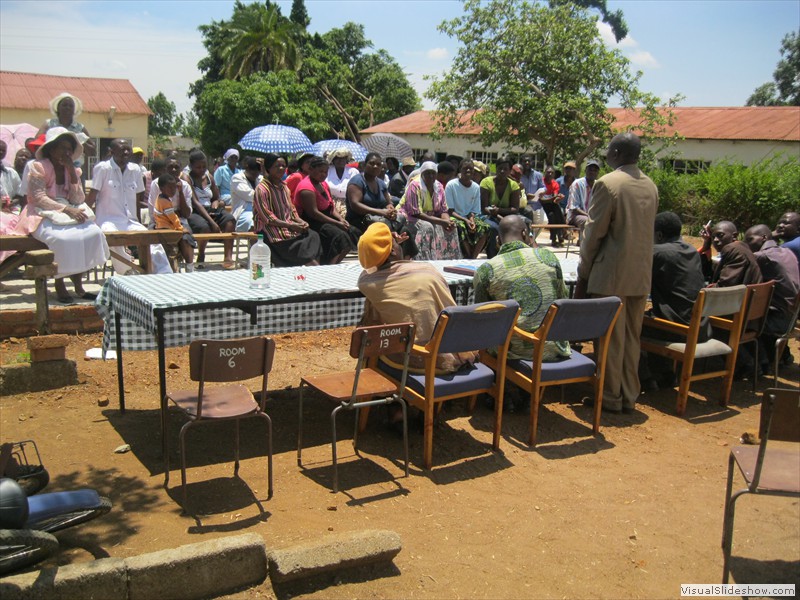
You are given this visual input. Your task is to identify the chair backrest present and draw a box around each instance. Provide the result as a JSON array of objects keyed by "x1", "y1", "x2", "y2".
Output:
[
  {"x1": 544, "y1": 297, "x2": 622, "y2": 342},
  {"x1": 741, "y1": 281, "x2": 775, "y2": 337},
  {"x1": 434, "y1": 300, "x2": 520, "y2": 354},
  {"x1": 778, "y1": 291, "x2": 800, "y2": 338},
  {"x1": 759, "y1": 388, "x2": 800, "y2": 443},
  {"x1": 699, "y1": 285, "x2": 747, "y2": 318},
  {"x1": 348, "y1": 323, "x2": 415, "y2": 360},
  {"x1": 189, "y1": 336, "x2": 275, "y2": 383}
]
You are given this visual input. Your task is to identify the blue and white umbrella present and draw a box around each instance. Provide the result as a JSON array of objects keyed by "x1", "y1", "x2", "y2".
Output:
[
  {"x1": 238, "y1": 125, "x2": 314, "y2": 154},
  {"x1": 311, "y1": 139, "x2": 368, "y2": 162}
]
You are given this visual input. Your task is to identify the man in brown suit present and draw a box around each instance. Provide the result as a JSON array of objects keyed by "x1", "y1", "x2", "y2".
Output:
[{"x1": 576, "y1": 133, "x2": 658, "y2": 414}]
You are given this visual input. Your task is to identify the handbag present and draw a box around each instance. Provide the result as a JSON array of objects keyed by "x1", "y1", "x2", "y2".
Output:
[{"x1": 37, "y1": 197, "x2": 96, "y2": 226}]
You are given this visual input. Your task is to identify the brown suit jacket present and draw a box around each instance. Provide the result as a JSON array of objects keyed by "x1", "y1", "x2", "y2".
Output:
[{"x1": 578, "y1": 164, "x2": 659, "y2": 297}]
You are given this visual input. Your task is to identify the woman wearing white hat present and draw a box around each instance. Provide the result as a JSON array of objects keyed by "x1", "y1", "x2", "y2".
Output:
[
  {"x1": 15, "y1": 127, "x2": 109, "y2": 303},
  {"x1": 37, "y1": 93, "x2": 96, "y2": 159}
]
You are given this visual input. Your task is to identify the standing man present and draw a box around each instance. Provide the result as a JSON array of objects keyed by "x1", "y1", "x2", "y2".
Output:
[
  {"x1": 556, "y1": 161, "x2": 576, "y2": 213},
  {"x1": 566, "y1": 159, "x2": 601, "y2": 233},
  {"x1": 519, "y1": 153, "x2": 544, "y2": 225},
  {"x1": 576, "y1": 133, "x2": 658, "y2": 414},
  {"x1": 87, "y1": 138, "x2": 172, "y2": 275},
  {"x1": 773, "y1": 211, "x2": 800, "y2": 269}
]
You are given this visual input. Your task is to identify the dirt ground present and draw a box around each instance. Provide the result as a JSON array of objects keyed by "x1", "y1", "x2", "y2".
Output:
[{"x1": 1, "y1": 329, "x2": 798, "y2": 599}]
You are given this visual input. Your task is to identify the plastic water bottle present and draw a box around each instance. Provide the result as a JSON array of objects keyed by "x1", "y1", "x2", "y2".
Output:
[{"x1": 249, "y1": 234, "x2": 271, "y2": 289}]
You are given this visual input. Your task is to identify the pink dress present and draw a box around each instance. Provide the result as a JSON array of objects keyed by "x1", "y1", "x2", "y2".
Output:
[{"x1": 15, "y1": 160, "x2": 109, "y2": 277}]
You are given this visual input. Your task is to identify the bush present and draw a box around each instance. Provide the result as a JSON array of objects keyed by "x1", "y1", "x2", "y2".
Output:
[{"x1": 649, "y1": 154, "x2": 799, "y2": 234}]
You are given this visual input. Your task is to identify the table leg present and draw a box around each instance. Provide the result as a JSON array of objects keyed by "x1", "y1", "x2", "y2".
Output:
[
  {"x1": 157, "y1": 312, "x2": 167, "y2": 460},
  {"x1": 115, "y1": 311, "x2": 125, "y2": 413},
  {"x1": 139, "y1": 244, "x2": 152, "y2": 273}
]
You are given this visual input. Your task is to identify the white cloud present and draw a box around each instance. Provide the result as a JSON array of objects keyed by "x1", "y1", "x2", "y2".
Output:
[
  {"x1": 628, "y1": 51, "x2": 660, "y2": 69},
  {"x1": 426, "y1": 47, "x2": 449, "y2": 60},
  {"x1": 596, "y1": 21, "x2": 658, "y2": 70}
]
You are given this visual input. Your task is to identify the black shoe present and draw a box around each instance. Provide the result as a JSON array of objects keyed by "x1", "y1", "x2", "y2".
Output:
[
  {"x1": 622, "y1": 406, "x2": 637, "y2": 415},
  {"x1": 583, "y1": 397, "x2": 621, "y2": 414},
  {"x1": 641, "y1": 378, "x2": 659, "y2": 393}
]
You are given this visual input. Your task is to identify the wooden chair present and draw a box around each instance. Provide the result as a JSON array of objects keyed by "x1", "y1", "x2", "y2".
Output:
[
  {"x1": 640, "y1": 285, "x2": 748, "y2": 416},
  {"x1": 721, "y1": 387, "x2": 800, "y2": 583},
  {"x1": 377, "y1": 300, "x2": 521, "y2": 469},
  {"x1": 774, "y1": 291, "x2": 800, "y2": 386},
  {"x1": 486, "y1": 297, "x2": 622, "y2": 446},
  {"x1": 297, "y1": 323, "x2": 415, "y2": 493},
  {"x1": 164, "y1": 336, "x2": 275, "y2": 508},
  {"x1": 736, "y1": 281, "x2": 775, "y2": 392}
]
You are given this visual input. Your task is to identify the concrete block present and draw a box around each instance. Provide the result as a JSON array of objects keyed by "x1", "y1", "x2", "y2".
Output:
[
  {"x1": 24, "y1": 264, "x2": 58, "y2": 279},
  {"x1": 267, "y1": 529, "x2": 402, "y2": 583},
  {"x1": 0, "y1": 360, "x2": 78, "y2": 395},
  {"x1": 126, "y1": 533, "x2": 267, "y2": 600},
  {"x1": 30, "y1": 348, "x2": 67, "y2": 363},
  {"x1": 27, "y1": 335, "x2": 70, "y2": 350},
  {"x1": 23, "y1": 249, "x2": 55, "y2": 266},
  {"x1": 0, "y1": 557, "x2": 127, "y2": 600}
]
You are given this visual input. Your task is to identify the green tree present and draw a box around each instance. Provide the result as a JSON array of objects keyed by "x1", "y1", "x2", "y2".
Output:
[
  {"x1": 147, "y1": 92, "x2": 177, "y2": 136},
  {"x1": 195, "y1": 71, "x2": 330, "y2": 157},
  {"x1": 747, "y1": 31, "x2": 800, "y2": 106},
  {"x1": 220, "y1": 1, "x2": 302, "y2": 79},
  {"x1": 290, "y1": 0, "x2": 310, "y2": 28},
  {"x1": 426, "y1": 0, "x2": 677, "y2": 167},
  {"x1": 301, "y1": 24, "x2": 421, "y2": 140}
]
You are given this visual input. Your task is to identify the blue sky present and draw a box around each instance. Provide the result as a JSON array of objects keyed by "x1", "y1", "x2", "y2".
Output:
[{"x1": 0, "y1": 0, "x2": 798, "y2": 117}]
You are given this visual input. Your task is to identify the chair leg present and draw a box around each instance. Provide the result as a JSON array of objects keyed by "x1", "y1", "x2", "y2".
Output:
[
  {"x1": 467, "y1": 394, "x2": 478, "y2": 413},
  {"x1": 676, "y1": 361, "x2": 692, "y2": 416},
  {"x1": 751, "y1": 341, "x2": 759, "y2": 394},
  {"x1": 774, "y1": 339, "x2": 788, "y2": 387},
  {"x1": 721, "y1": 453, "x2": 737, "y2": 584},
  {"x1": 163, "y1": 404, "x2": 171, "y2": 487},
  {"x1": 720, "y1": 354, "x2": 736, "y2": 407},
  {"x1": 357, "y1": 406, "x2": 370, "y2": 433},
  {"x1": 179, "y1": 421, "x2": 192, "y2": 509},
  {"x1": 331, "y1": 405, "x2": 343, "y2": 493},
  {"x1": 234, "y1": 419, "x2": 241, "y2": 477},
  {"x1": 297, "y1": 381, "x2": 305, "y2": 467},
  {"x1": 258, "y1": 412, "x2": 273, "y2": 500},
  {"x1": 353, "y1": 408, "x2": 360, "y2": 452},
  {"x1": 528, "y1": 385, "x2": 543, "y2": 447},
  {"x1": 398, "y1": 398, "x2": 409, "y2": 478},
  {"x1": 423, "y1": 404, "x2": 435, "y2": 470},
  {"x1": 592, "y1": 379, "x2": 603, "y2": 435}
]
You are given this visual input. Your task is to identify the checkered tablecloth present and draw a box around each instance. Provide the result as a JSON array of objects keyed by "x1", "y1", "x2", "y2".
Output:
[{"x1": 97, "y1": 260, "x2": 487, "y2": 352}]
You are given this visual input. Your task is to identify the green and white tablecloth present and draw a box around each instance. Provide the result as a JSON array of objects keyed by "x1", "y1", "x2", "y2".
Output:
[{"x1": 96, "y1": 260, "x2": 495, "y2": 352}]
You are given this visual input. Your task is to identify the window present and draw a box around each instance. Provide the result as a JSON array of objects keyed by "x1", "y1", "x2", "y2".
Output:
[
  {"x1": 661, "y1": 159, "x2": 711, "y2": 174},
  {"x1": 467, "y1": 150, "x2": 499, "y2": 165},
  {"x1": 411, "y1": 148, "x2": 427, "y2": 162}
]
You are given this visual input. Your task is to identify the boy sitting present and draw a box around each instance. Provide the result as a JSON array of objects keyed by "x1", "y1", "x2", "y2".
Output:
[{"x1": 155, "y1": 174, "x2": 196, "y2": 272}]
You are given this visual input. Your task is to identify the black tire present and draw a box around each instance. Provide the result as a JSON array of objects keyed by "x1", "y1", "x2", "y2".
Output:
[
  {"x1": 13, "y1": 466, "x2": 49, "y2": 497},
  {"x1": 31, "y1": 497, "x2": 112, "y2": 534},
  {"x1": 0, "y1": 529, "x2": 59, "y2": 576}
]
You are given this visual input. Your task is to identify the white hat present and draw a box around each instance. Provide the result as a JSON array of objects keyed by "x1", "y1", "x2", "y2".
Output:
[
  {"x1": 49, "y1": 93, "x2": 83, "y2": 117},
  {"x1": 36, "y1": 127, "x2": 83, "y2": 161},
  {"x1": 223, "y1": 148, "x2": 239, "y2": 160},
  {"x1": 419, "y1": 161, "x2": 437, "y2": 174}
]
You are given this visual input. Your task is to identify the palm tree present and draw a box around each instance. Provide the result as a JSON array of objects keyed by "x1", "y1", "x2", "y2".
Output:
[{"x1": 220, "y1": 2, "x2": 302, "y2": 79}]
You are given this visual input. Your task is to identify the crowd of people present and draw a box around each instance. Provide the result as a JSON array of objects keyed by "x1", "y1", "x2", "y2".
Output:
[{"x1": 1, "y1": 94, "x2": 797, "y2": 417}]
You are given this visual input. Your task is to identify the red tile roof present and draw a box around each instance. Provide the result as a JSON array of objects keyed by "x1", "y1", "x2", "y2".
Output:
[
  {"x1": 363, "y1": 107, "x2": 800, "y2": 142},
  {"x1": 0, "y1": 71, "x2": 150, "y2": 115}
]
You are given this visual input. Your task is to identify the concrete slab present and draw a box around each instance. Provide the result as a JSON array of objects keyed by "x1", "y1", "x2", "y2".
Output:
[
  {"x1": 267, "y1": 529, "x2": 402, "y2": 583},
  {"x1": 0, "y1": 557, "x2": 128, "y2": 600}
]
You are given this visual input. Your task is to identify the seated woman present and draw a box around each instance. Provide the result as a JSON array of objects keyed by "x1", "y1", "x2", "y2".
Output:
[
  {"x1": 253, "y1": 153, "x2": 320, "y2": 267},
  {"x1": 398, "y1": 161, "x2": 461, "y2": 261},
  {"x1": 14, "y1": 127, "x2": 109, "y2": 303},
  {"x1": 230, "y1": 157, "x2": 263, "y2": 232},
  {"x1": 295, "y1": 157, "x2": 357, "y2": 265},
  {"x1": 325, "y1": 148, "x2": 359, "y2": 218},
  {"x1": 540, "y1": 165, "x2": 566, "y2": 247},
  {"x1": 445, "y1": 159, "x2": 490, "y2": 258},
  {"x1": 181, "y1": 150, "x2": 236, "y2": 268},
  {"x1": 479, "y1": 156, "x2": 521, "y2": 258},
  {"x1": 38, "y1": 93, "x2": 96, "y2": 161}
]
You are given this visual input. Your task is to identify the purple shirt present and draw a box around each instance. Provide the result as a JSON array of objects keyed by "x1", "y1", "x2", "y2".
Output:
[{"x1": 755, "y1": 239, "x2": 800, "y2": 331}]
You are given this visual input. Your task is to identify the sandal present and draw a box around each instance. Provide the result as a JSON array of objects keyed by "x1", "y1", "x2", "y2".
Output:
[{"x1": 222, "y1": 260, "x2": 236, "y2": 270}]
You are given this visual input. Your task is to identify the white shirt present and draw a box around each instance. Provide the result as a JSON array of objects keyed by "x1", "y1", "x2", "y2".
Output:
[
  {"x1": 91, "y1": 158, "x2": 144, "y2": 224},
  {"x1": 230, "y1": 172, "x2": 261, "y2": 221},
  {"x1": 326, "y1": 165, "x2": 359, "y2": 201},
  {"x1": 0, "y1": 166, "x2": 21, "y2": 200},
  {"x1": 148, "y1": 179, "x2": 193, "y2": 226}
]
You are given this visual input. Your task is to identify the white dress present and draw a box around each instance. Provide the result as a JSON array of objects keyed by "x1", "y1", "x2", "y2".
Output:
[{"x1": 24, "y1": 160, "x2": 109, "y2": 278}]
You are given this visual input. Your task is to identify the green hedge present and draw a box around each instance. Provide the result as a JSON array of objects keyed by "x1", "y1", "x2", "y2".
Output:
[{"x1": 649, "y1": 155, "x2": 800, "y2": 235}]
